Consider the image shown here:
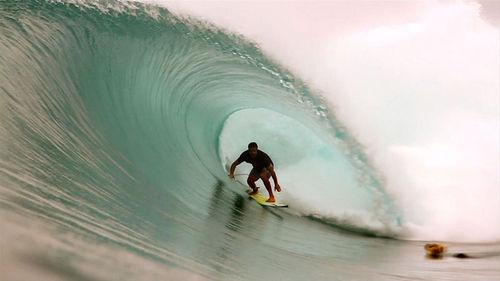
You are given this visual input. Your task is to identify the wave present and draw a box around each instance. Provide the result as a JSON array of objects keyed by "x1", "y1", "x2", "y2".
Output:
[
  {"x1": 0, "y1": 0, "x2": 401, "y2": 251},
  {"x1": 163, "y1": 0, "x2": 500, "y2": 243}
]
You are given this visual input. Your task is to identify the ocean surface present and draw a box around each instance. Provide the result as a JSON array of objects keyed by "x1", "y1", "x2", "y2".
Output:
[{"x1": 1, "y1": 1, "x2": 499, "y2": 280}]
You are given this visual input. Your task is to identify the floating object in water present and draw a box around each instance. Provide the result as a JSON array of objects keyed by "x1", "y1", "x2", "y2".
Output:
[
  {"x1": 424, "y1": 243, "x2": 446, "y2": 258},
  {"x1": 453, "y1": 253, "x2": 470, "y2": 258}
]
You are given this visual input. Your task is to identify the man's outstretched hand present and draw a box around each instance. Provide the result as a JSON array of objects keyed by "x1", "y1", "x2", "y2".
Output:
[
  {"x1": 228, "y1": 173, "x2": 235, "y2": 179},
  {"x1": 275, "y1": 184, "x2": 281, "y2": 192}
]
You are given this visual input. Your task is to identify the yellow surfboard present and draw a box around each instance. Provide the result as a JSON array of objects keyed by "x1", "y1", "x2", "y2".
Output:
[{"x1": 249, "y1": 191, "x2": 288, "y2": 208}]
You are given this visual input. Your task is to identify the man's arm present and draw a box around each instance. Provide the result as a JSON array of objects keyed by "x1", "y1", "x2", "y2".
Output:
[
  {"x1": 229, "y1": 159, "x2": 243, "y2": 179},
  {"x1": 267, "y1": 164, "x2": 281, "y2": 191}
]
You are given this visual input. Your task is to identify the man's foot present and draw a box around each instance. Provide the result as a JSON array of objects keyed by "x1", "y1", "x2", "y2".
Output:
[
  {"x1": 248, "y1": 187, "x2": 259, "y2": 195},
  {"x1": 266, "y1": 197, "x2": 276, "y2": 203}
]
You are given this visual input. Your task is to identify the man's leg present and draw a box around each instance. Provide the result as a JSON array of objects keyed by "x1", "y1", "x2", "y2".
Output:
[
  {"x1": 247, "y1": 175, "x2": 259, "y2": 195},
  {"x1": 260, "y1": 171, "x2": 275, "y2": 202}
]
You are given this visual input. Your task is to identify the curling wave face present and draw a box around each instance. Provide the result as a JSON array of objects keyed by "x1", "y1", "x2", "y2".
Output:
[{"x1": 0, "y1": 1, "x2": 402, "y2": 279}]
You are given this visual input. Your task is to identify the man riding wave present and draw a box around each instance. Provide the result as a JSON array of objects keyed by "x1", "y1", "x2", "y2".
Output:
[{"x1": 228, "y1": 142, "x2": 281, "y2": 203}]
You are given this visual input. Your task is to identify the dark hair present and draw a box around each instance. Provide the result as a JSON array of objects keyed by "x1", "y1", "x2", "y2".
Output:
[{"x1": 248, "y1": 142, "x2": 258, "y2": 149}]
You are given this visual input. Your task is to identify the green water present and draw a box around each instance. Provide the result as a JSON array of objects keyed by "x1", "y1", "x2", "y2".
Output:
[{"x1": 1, "y1": 1, "x2": 498, "y2": 280}]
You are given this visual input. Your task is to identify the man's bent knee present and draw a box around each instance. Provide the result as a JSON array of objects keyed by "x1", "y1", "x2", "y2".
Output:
[{"x1": 247, "y1": 176, "x2": 257, "y2": 184}]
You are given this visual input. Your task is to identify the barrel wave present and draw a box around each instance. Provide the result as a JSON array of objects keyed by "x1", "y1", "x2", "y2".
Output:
[{"x1": 1, "y1": 1, "x2": 406, "y2": 280}]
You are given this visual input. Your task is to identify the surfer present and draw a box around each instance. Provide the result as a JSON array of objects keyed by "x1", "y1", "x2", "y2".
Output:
[{"x1": 228, "y1": 142, "x2": 281, "y2": 203}]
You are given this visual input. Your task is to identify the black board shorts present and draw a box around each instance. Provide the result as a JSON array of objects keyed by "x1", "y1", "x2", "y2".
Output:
[{"x1": 249, "y1": 167, "x2": 270, "y2": 179}]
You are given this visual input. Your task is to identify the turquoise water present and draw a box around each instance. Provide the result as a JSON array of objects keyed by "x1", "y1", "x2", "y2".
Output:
[{"x1": 1, "y1": 1, "x2": 499, "y2": 280}]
